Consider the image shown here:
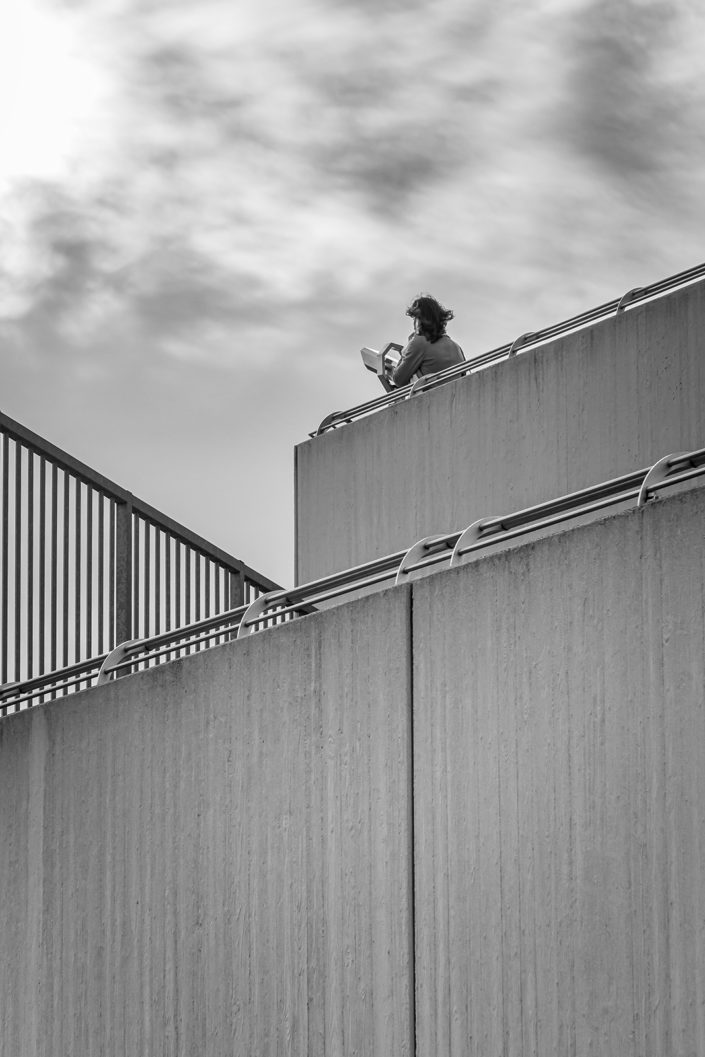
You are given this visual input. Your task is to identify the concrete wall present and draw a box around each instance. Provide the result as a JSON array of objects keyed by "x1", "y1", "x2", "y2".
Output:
[
  {"x1": 413, "y1": 484, "x2": 705, "y2": 1057},
  {"x1": 296, "y1": 277, "x2": 705, "y2": 583},
  {"x1": 2, "y1": 485, "x2": 704, "y2": 1056},
  {"x1": 0, "y1": 589, "x2": 413, "y2": 1057}
]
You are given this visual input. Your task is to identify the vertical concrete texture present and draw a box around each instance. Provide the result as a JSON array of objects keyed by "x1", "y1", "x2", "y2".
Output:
[
  {"x1": 0, "y1": 588, "x2": 413, "y2": 1057},
  {"x1": 296, "y1": 277, "x2": 705, "y2": 583},
  {"x1": 412, "y1": 485, "x2": 705, "y2": 1057}
]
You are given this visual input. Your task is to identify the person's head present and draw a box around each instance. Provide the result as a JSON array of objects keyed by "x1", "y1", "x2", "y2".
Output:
[{"x1": 406, "y1": 294, "x2": 454, "y2": 343}]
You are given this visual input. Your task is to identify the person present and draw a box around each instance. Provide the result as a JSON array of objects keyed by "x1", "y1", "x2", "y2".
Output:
[{"x1": 390, "y1": 294, "x2": 465, "y2": 387}]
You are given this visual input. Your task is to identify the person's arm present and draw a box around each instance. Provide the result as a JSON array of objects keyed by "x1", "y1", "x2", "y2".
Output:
[{"x1": 391, "y1": 334, "x2": 426, "y2": 387}]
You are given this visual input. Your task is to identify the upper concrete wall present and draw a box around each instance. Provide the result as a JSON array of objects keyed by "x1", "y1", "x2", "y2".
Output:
[
  {"x1": 412, "y1": 483, "x2": 705, "y2": 1057},
  {"x1": 296, "y1": 277, "x2": 705, "y2": 582},
  {"x1": 0, "y1": 589, "x2": 413, "y2": 1057}
]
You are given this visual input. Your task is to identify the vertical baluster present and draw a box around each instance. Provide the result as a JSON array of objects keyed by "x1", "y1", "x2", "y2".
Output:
[
  {"x1": 14, "y1": 441, "x2": 22, "y2": 685},
  {"x1": 144, "y1": 520, "x2": 151, "y2": 658},
  {"x1": 213, "y1": 566, "x2": 221, "y2": 646},
  {"x1": 132, "y1": 513, "x2": 140, "y2": 644},
  {"x1": 109, "y1": 500, "x2": 116, "y2": 649},
  {"x1": 114, "y1": 498, "x2": 132, "y2": 648},
  {"x1": 50, "y1": 465, "x2": 58, "y2": 673},
  {"x1": 185, "y1": 546, "x2": 191, "y2": 653},
  {"x1": 175, "y1": 539, "x2": 182, "y2": 657},
  {"x1": 229, "y1": 569, "x2": 236, "y2": 634},
  {"x1": 1, "y1": 433, "x2": 9, "y2": 685},
  {"x1": 155, "y1": 526, "x2": 161, "y2": 642},
  {"x1": 27, "y1": 449, "x2": 34, "y2": 685},
  {"x1": 219, "y1": 564, "x2": 226, "y2": 642},
  {"x1": 208, "y1": 558, "x2": 213, "y2": 639},
  {"x1": 222, "y1": 567, "x2": 229, "y2": 643},
  {"x1": 165, "y1": 532, "x2": 172, "y2": 659},
  {"x1": 195, "y1": 551, "x2": 201, "y2": 650},
  {"x1": 98, "y1": 495, "x2": 105, "y2": 654},
  {"x1": 211, "y1": 562, "x2": 218, "y2": 643},
  {"x1": 74, "y1": 477, "x2": 82, "y2": 665},
  {"x1": 86, "y1": 485, "x2": 93, "y2": 666},
  {"x1": 62, "y1": 474, "x2": 70, "y2": 669},
  {"x1": 38, "y1": 457, "x2": 46, "y2": 685},
  {"x1": 205, "y1": 556, "x2": 212, "y2": 622}
]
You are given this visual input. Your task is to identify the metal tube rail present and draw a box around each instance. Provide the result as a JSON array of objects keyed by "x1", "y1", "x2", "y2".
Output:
[
  {"x1": 399, "y1": 454, "x2": 705, "y2": 576},
  {"x1": 103, "y1": 605, "x2": 250, "y2": 668},
  {"x1": 650, "y1": 465, "x2": 705, "y2": 492},
  {"x1": 393, "y1": 466, "x2": 654, "y2": 580},
  {"x1": 313, "y1": 261, "x2": 705, "y2": 436},
  {"x1": 3, "y1": 445, "x2": 705, "y2": 713},
  {"x1": 91, "y1": 600, "x2": 256, "y2": 684},
  {"x1": 472, "y1": 469, "x2": 649, "y2": 533},
  {"x1": 0, "y1": 655, "x2": 107, "y2": 713},
  {"x1": 133, "y1": 603, "x2": 249, "y2": 653},
  {"x1": 0, "y1": 654, "x2": 106, "y2": 701},
  {"x1": 108, "y1": 626, "x2": 246, "y2": 675},
  {"x1": 278, "y1": 551, "x2": 406, "y2": 605},
  {"x1": 241, "y1": 566, "x2": 401, "y2": 631},
  {"x1": 153, "y1": 445, "x2": 705, "y2": 641},
  {"x1": 391, "y1": 492, "x2": 627, "y2": 581},
  {"x1": 4, "y1": 674, "x2": 103, "y2": 711},
  {"x1": 453, "y1": 489, "x2": 643, "y2": 562}
]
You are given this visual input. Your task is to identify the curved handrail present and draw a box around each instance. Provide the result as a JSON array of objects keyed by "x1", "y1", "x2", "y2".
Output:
[
  {"x1": 312, "y1": 261, "x2": 705, "y2": 436},
  {"x1": 3, "y1": 445, "x2": 705, "y2": 714}
]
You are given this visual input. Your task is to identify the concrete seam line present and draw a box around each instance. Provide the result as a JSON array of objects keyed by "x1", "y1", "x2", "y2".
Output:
[{"x1": 408, "y1": 582, "x2": 418, "y2": 1057}]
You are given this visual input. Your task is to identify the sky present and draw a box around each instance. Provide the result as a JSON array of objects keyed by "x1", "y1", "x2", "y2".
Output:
[{"x1": 1, "y1": 0, "x2": 704, "y2": 587}]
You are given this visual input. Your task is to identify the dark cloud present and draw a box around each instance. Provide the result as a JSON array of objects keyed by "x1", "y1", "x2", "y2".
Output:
[
  {"x1": 5, "y1": 0, "x2": 704, "y2": 372},
  {"x1": 134, "y1": 44, "x2": 258, "y2": 134},
  {"x1": 324, "y1": 0, "x2": 425, "y2": 11},
  {"x1": 566, "y1": 0, "x2": 686, "y2": 180},
  {"x1": 0, "y1": 178, "x2": 278, "y2": 368},
  {"x1": 298, "y1": 69, "x2": 475, "y2": 212},
  {"x1": 31, "y1": 225, "x2": 101, "y2": 304},
  {"x1": 276, "y1": 5, "x2": 499, "y2": 213},
  {"x1": 127, "y1": 245, "x2": 271, "y2": 337},
  {"x1": 314, "y1": 122, "x2": 459, "y2": 212},
  {"x1": 0, "y1": 184, "x2": 108, "y2": 319},
  {"x1": 4, "y1": 0, "x2": 705, "y2": 589}
]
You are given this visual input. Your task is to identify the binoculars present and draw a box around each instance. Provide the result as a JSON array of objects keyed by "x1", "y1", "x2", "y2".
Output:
[{"x1": 360, "y1": 342, "x2": 405, "y2": 392}]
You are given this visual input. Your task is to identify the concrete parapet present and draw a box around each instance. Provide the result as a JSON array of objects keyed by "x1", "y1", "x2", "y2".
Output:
[
  {"x1": 0, "y1": 589, "x2": 413, "y2": 1057},
  {"x1": 296, "y1": 277, "x2": 705, "y2": 583},
  {"x1": 413, "y1": 484, "x2": 705, "y2": 1057},
  {"x1": 2, "y1": 484, "x2": 704, "y2": 1055}
]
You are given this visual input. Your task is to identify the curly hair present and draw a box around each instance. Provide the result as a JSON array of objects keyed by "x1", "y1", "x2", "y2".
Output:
[{"x1": 406, "y1": 294, "x2": 454, "y2": 343}]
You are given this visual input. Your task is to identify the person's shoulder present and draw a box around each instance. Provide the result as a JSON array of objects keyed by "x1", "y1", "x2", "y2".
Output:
[
  {"x1": 440, "y1": 333, "x2": 462, "y2": 352},
  {"x1": 405, "y1": 333, "x2": 430, "y2": 351}
]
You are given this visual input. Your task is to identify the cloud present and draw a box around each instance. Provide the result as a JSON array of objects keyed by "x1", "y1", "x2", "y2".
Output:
[
  {"x1": 554, "y1": 0, "x2": 705, "y2": 227},
  {"x1": 4, "y1": 0, "x2": 705, "y2": 588},
  {"x1": 3, "y1": 0, "x2": 705, "y2": 379}
]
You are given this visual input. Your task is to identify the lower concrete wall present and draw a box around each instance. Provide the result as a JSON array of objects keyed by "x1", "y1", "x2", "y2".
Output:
[
  {"x1": 2, "y1": 487, "x2": 704, "y2": 1057},
  {"x1": 412, "y1": 485, "x2": 705, "y2": 1057},
  {"x1": 0, "y1": 589, "x2": 413, "y2": 1057}
]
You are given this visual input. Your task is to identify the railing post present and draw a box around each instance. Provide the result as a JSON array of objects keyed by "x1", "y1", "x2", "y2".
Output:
[
  {"x1": 115, "y1": 497, "x2": 133, "y2": 646},
  {"x1": 229, "y1": 567, "x2": 244, "y2": 609}
]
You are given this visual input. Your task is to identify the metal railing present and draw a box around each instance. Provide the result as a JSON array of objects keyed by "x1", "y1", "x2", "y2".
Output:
[
  {"x1": 0, "y1": 411, "x2": 280, "y2": 712},
  {"x1": 2, "y1": 445, "x2": 703, "y2": 715},
  {"x1": 313, "y1": 260, "x2": 705, "y2": 436}
]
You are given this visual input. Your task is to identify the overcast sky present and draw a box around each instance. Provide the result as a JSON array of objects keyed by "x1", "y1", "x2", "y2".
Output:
[{"x1": 1, "y1": 0, "x2": 704, "y2": 586}]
